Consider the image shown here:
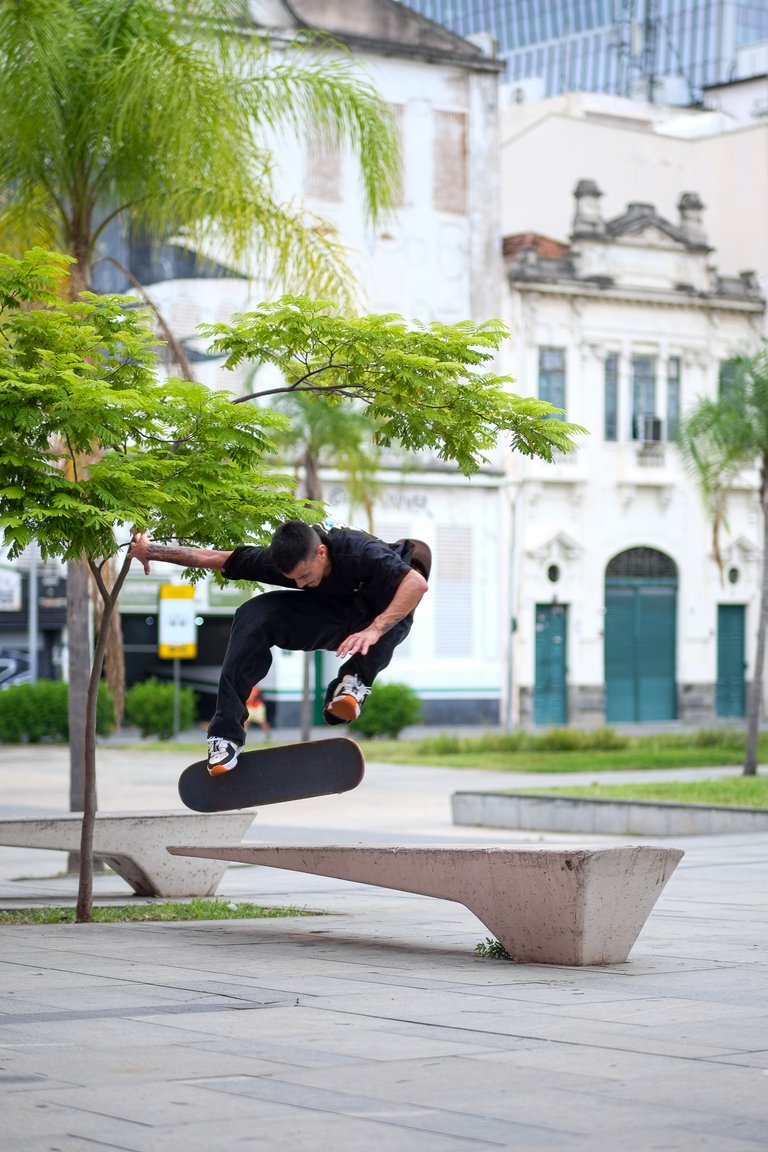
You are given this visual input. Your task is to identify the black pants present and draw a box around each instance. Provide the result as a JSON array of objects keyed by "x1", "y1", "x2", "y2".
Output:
[{"x1": 207, "y1": 591, "x2": 413, "y2": 745}]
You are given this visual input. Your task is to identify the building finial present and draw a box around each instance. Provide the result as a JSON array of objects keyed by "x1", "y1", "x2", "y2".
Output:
[{"x1": 572, "y1": 180, "x2": 606, "y2": 238}]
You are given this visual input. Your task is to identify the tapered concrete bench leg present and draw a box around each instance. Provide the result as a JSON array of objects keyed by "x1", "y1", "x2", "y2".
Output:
[
  {"x1": 168, "y1": 843, "x2": 683, "y2": 965},
  {"x1": 0, "y1": 813, "x2": 254, "y2": 897}
]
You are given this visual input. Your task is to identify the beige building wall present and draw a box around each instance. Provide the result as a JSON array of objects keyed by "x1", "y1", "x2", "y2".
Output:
[{"x1": 500, "y1": 93, "x2": 768, "y2": 324}]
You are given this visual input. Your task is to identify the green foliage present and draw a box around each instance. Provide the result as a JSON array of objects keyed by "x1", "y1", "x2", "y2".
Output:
[
  {"x1": 205, "y1": 298, "x2": 587, "y2": 474},
  {"x1": 692, "y1": 727, "x2": 744, "y2": 747},
  {"x1": 0, "y1": 250, "x2": 304, "y2": 566},
  {"x1": 416, "y1": 733, "x2": 463, "y2": 756},
  {"x1": 124, "y1": 678, "x2": 196, "y2": 739},
  {"x1": 0, "y1": 252, "x2": 583, "y2": 575},
  {"x1": 678, "y1": 349, "x2": 768, "y2": 570},
  {"x1": 531, "y1": 726, "x2": 629, "y2": 752},
  {"x1": 0, "y1": 0, "x2": 401, "y2": 304},
  {"x1": 271, "y1": 388, "x2": 381, "y2": 519},
  {"x1": 352, "y1": 682, "x2": 422, "y2": 739},
  {"x1": 678, "y1": 348, "x2": 768, "y2": 777},
  {"x1": 415, "y1": 727, "x2": 628, "y2": 756},
  {"x1": 0, "y1": 680, "x2": 113, "y2": 743},
  {"x1": 475, "y1": 938, "x2": 512, "y2": 961},
  {"x1": 520, "y1": 777, "x2": 768, "y2": 808}
]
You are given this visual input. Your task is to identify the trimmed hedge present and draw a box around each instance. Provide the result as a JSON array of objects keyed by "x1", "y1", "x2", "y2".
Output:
[
  {"x1": 0, "y1": 680, "x2": 113, "y2": 743},
  {"x1": 352, "y1": 681, "x2": 422, "y2": 739},
  {"x1": 124, "y1": 677, "x2": 196, "y2": 739}
]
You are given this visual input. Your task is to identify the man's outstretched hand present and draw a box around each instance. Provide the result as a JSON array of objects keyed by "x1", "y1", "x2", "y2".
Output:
[
  {"x1": 128, "y1": 532, "x2": 152, "y2": 575},
  {"x1": 336, "y1": 624, "x2": 383, "y2": 659}
]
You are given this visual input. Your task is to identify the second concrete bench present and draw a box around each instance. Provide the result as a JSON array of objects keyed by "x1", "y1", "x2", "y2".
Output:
[{"x1": 0, "y1": 812, "x2": 254, "y2": 898}]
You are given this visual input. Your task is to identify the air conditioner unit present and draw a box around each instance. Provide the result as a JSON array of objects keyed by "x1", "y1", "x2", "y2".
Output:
[{"x1": 635, "y1": 414, "x2": 663, "y2": 442}]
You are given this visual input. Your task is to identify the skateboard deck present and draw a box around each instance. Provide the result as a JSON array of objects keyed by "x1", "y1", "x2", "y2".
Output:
[{"x1": 178, "y1": 737, "x2": 365, "y2": 813}]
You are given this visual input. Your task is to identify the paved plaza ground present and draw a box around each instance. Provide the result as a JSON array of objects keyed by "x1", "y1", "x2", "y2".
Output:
[{"x1": 0, "y1": 740, "x2": 766, "y2": 1151}]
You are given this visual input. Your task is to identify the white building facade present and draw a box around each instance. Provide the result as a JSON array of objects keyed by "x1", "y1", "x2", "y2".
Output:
[{"x1": 502, "y1": 182, "x2": 765, "y2": 727}]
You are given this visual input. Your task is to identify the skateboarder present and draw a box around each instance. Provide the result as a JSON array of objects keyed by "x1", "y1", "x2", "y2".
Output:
[{"x1": 128, "y1": 521, "x2": 430, "y2": 775}]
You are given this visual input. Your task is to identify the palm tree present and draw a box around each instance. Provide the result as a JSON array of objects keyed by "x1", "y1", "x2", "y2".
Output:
[
  {"x1": 0, "y1": 1, "x2": 399, "y2": 300},
  {"x1": 272, "y1": 390, "x2": 381, "y2": 739},
  {"x1": 678, "y1": 349, "x2": 768, "y2": 775},
  {"x1": 0, "y1": 0, "x2": 400, "y2": 800}
]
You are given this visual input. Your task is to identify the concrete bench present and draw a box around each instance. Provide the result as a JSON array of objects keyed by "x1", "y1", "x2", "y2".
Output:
[
  {"x1": 0, "y1": 812, "x2": 254, "y2": 898},
  {"x1": 167, "y1": 842, "x2": 684, "y2": 966}
]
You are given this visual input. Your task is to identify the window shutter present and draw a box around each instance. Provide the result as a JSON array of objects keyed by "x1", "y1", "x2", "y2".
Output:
[
  {"x1": 433, "y1": 110, "x2": 468, "y2": 215},
  {"x1": 435, "y1": 526, "x2": 473, "y2": 657},
  {"x1": 305, "y1": 133, "x2": 342, "y2": 202}
]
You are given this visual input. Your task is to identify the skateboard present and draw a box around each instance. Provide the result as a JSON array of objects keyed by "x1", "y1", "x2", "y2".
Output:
[{"x1": 178, "y1": 737, "x2": 365, "y2": 813}]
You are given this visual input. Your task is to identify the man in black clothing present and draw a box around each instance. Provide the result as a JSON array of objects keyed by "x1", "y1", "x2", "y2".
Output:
[{"x1": 128, "y1": 521, "x2": 430, "y2": 774}]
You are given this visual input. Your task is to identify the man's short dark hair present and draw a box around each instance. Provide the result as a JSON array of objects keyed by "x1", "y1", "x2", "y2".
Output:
[{"x1": 269, "y1": 521, "x2": 323, "y2": 574}]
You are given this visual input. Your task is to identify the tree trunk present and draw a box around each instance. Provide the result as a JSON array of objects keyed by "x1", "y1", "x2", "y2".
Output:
[
  {"x1": 75, "y1": 632, "x2": 101, "y2": 922},
  {"x1": 744, "y1": 459, "x2": 768, "y2": 775},
  {"x1": 67, "y1": 556, "x2": 92, "y2": 813},
  {"x1": 67, "y1": 555, "x2": 100, "y2": 876},
  {"x1": 66, "y1": 250, "x2": 95, "y2": 869},
  {"x1": 76, "y1": 555, "x2": 132, "y2": 922}
]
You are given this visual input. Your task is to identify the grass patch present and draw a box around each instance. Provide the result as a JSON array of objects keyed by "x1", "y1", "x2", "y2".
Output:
[
  {"x1": 352, "y1": 729, "x2": 759, "y2": 773},
  {"x1": 0, "y1": 898, "x2": 322, "y2": 926},
  {"x1": 110, "y1": 726, "x2": 763, "y2": 774},
  {"x1": 514, "y1": 777, "x2": 768, "y2": 808}
]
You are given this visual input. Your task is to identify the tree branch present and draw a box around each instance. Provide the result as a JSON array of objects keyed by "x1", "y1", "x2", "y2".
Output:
[
  {"x1": 232, "y1": 361, "x2": 357, "y2": 403},
  {"x1": 64, "y1": 435, "x2": 79, "y2": 482},
  {"x1": 234, "y1": 382, "x2": 371, "y2": 405},
  {"x1": 99, "y1": 256, "x2": 197, "y2": 382}
]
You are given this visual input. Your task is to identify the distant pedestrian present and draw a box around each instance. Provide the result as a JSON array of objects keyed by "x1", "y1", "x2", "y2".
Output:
[{"x1": 245, "y1": 684, "x2": 271, "y2": 738}]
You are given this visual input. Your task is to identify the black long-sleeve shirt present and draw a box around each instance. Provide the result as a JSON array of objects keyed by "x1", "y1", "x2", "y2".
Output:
[{"x1": 221, "y1": 527, "x2": 412, "y2": 617}]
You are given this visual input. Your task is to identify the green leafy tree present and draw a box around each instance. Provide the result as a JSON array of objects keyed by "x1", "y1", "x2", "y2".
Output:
[
  {"x1": 0, "y1": 0, "x2": 399, "y2": 300},
  {"x1": 205, "y1": 297, "x2": 585, "y2": 469},
  {"x1": 0, "y1": 249, "x2": 302, "y2": 919},
  {"x1": 1, "y1": 252, "x2": 584, "y2": 919},
  {"x1": 0, "y1": 0, "x2": 401, "y2": 805},
  {"x1": 678, "y1": 349, "x2": 768, "y2": 776}
]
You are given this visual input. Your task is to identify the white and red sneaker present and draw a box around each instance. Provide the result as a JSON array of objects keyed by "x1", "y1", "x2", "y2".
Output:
[
  {"x1": 206, "y1": 737, "x2": 243, "y2": 776},
  {"x1": 324, "y1": 674, "x2": 370, "y2": 723}
]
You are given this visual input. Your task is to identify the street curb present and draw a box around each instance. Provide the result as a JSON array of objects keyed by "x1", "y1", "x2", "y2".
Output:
[{"x1": 452, "y1": 791, "x2": 768, "y2": 835}]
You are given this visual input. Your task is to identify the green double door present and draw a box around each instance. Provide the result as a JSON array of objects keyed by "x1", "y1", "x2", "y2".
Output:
[{"x1": 605, "y1": 579, "x2": 677, "y2": 722}]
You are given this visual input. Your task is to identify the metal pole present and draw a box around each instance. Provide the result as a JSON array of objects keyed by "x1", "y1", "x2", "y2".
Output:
[
  {"x1": 173, "y1": 658, "x2": 180, "y2": 739},
  {"x1": 644, "y1": 0, "x2": 656, "y2": 102},
  {"x1": 28, "y1": 546, "x2": 38, "y2": 683}
]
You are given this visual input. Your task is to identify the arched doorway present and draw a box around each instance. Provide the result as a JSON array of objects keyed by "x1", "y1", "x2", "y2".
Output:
[{"x1": 604, "y1": 548, "x2": 678, "y2": 722}]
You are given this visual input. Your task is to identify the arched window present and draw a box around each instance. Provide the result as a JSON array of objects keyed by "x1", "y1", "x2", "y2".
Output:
[{"x1": 606, "y1": 547, "x2": 677, "y2": 580}]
